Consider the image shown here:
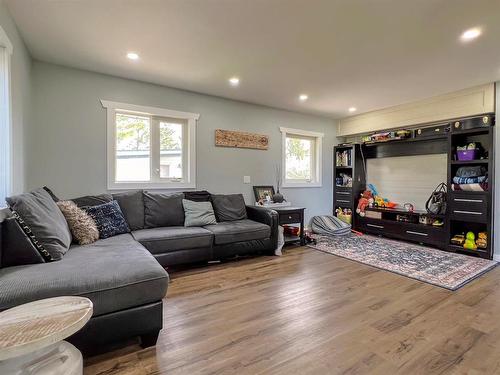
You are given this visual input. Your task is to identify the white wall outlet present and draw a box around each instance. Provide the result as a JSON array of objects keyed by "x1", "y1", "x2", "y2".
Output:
[{"x1": 243, "y1": 176, "x2": 251, "y2": 184}]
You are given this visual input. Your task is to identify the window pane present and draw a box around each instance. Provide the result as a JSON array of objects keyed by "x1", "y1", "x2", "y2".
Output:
[
  {"x1": 285, "y1": 136, "x2": 312, "y2": 180},
  {"x1": 115, "y1": 113, "x2": 151, "y2": 182},
  {"x1": 159, "y1": 121, "x2": 183, "y2": 179}
]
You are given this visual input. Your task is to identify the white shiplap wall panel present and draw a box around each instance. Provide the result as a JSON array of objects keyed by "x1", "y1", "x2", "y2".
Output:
[
  {"x1": 339, "y1": 83, "x2": 495, "y2": 136},
  {"x1": 366, "y1": 154, "x2": 448, "y2": 210}
]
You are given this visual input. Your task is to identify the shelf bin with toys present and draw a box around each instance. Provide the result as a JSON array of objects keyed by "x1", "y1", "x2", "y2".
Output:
[
  {"x1": 449, "y1": 219, "x2": 489, "y2": 257},
  {"x1": 335, "y1": 207, "x2": 352, "y2": 225}
]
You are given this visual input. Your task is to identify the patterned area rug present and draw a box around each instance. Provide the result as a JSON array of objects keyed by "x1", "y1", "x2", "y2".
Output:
[{"x1": 308, "y1": 234, "x2": 497, "y2": 290}]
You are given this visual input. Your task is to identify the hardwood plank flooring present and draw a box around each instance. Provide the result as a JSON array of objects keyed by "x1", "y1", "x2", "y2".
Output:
[{"x1": 84, "y1": 246, "x2": 500, "y2": 375}]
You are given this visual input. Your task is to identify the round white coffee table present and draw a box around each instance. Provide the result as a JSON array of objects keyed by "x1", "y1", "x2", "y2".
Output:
[{"x1": 0, "y1": 296, "x2": 93, "y2": 375}]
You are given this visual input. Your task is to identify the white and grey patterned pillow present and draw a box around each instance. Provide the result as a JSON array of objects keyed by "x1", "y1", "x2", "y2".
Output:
[
  {"x1": 84, "y1": 200, "x2": 130, "y2": 239},
  {"x1": 57, "y1": 201, "x2": 99, "y2": 245}
]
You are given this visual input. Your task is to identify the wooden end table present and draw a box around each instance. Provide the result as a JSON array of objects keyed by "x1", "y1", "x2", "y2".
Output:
[
  {"x1": 0, "y1": 296, "x2": 93, "y2": 375},
  {"x1": 273, "y1": 207, "x2": 306, "y2": 246}
]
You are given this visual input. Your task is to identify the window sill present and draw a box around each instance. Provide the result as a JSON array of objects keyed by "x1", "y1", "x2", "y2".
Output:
[
  {"x1": 282, "y1": 182, "x2": 322, "y2": 188},
  {"x1": 108, "y1": 182, "x2": 196, "y2": 190}
]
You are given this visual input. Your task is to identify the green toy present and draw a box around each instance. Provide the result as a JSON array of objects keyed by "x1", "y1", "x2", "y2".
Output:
[{"x1": 463, "y1": 231, "x2": 477, "y2": 250}]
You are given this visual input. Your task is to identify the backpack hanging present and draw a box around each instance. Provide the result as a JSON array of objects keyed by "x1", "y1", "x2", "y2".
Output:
[{"x1": 426, "y1": 183, "x2": 448, "y2": 215}]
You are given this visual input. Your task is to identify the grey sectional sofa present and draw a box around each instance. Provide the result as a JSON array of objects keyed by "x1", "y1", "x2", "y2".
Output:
[{"x1": 0, "y1": 190, "x2": 278, "y2": 353}]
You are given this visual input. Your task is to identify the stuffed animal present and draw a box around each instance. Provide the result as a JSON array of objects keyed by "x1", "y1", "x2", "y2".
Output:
[
  {"x1": 463, "y1": 231, "x2": 477, "y2": 250},
  {"x1": 476, "y1": 232, "x2": 487, "y2": 249},
  {"x1": 356, "y1": 190, "x2": 374, "y2": 216}
]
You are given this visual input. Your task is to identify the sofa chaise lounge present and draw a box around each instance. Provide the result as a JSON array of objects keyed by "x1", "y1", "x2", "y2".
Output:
[{"x1": 0, "y1": 190, "x2": 278, "y2": 353}]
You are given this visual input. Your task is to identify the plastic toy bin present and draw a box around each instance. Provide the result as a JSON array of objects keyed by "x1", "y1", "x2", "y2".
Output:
[{"x1": 456, "y1": 149, "x2": 478, "y2": 161}]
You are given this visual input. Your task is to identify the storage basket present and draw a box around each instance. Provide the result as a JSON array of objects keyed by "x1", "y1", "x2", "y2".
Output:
[
  {"x1": 337, "y1": 212, "x2": 352, "y2": 224},
  {"x1": 456, "y1": 149, "x2": 478, "y2": 161}
]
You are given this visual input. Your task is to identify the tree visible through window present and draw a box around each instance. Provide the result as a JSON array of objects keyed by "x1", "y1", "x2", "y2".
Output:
[
  {"x1": 114, "y1": 112, "x2": 187, "y2": 183},
  {"x1": 159, "y1": 121, "x2": 183, "y2": 179},
  {"x1": 103, "y1": 100, "x2": 198, "y2": 190},
  {"x1": 116, "y1": 113, "x2": 151, "y2": 182},
  {"x1": 280, "y1": 127, "x2": 323, "y2": 187},
  {"x1": 286, "y1": 136, "x2": 313, "y2": 180}
]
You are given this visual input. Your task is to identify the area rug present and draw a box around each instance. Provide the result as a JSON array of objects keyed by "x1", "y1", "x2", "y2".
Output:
[{"x1": 308, "y1": 234, "x2": 497, "y2": 290}]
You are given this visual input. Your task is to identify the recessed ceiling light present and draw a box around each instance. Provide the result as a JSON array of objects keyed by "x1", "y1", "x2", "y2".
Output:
[
  {"x1": 126, "y1": 52, "x2": 139, "y2": 60},
  {"x1": 460, "y1": 27, "x2": 482, "y2": 42},
  {"x1": 348, "y1": 107, "x2": 357, "y2": 113},
  {"x1": 299, "y1": 94, "x2": 308, "y2": 101},
  {"x1": 229, "y1": 77, "x2": 240, "y2": 86}
]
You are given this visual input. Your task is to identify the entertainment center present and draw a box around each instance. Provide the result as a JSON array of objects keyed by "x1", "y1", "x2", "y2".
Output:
[{"x1": 333, "y1": 114, "x2": 495, "y2": 260}]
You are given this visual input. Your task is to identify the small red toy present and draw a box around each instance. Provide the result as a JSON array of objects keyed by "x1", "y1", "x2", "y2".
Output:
[{"x1": 356, "y1": 190, "x2": 374, "y2": 217}]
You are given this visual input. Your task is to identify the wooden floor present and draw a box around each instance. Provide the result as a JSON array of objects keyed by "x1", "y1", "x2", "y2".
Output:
[{"x1": 84, "y1": 246, "x2": 500, "y2": 375}]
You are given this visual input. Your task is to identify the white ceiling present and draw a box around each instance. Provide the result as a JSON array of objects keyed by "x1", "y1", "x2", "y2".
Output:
[{"x1": 6, "y1": 0, "x2": 500, "y2": 118}]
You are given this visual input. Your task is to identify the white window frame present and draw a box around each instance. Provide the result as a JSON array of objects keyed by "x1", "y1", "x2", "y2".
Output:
[
  {"x1": 280, "y1": 127, "x2": 323, "y2": 188},
  {"x1": 0, "y1": 26, "x2": 13, "y2": 207},
  {"x1": 101, "y1": 100, "x2": 199, "y2": 190}
]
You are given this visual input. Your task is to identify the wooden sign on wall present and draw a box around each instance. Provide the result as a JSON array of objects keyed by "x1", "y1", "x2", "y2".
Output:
[{"x1": 215, "y1": 129, "x2": 269, "y2": 150}]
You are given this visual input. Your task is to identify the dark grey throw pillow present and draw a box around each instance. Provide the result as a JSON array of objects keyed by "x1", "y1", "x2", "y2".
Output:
[
  {"x1": 84, "y1": 201, "x2": 130, "y2": 239},
  {"x1": 1, "y1": 216, "x2": 47, "y2": 266},
  {"x1": 211, "y1": 194, "x2": 247, "y2": 222},
  {"x1": 143, "y1": 192, "x2": 185, "y2": 228},
  {"x1": 183, "y1": 190, "x2": 211, "y2": 202},
  {"x1": 6, "y1": 188, "x2": 72, "y2": 261},
  {"x1": 112, "y1": 190, "x2": 145, "y2": 231},
  {"x1": 43, "y1": 186, "x2": 60, "y2": 202},
  {"x1": 71, "y1": 194, "x2": 113, "y2": 208},
  {"x1": 182, "y1": 199, "x2": 217, "y2": 227}
]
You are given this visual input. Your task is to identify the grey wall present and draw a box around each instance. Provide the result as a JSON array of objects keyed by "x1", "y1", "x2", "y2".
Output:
[
  {"x1": 0, "y1": 0, "x2": 32, "y2": 193},
  {"x1": 29, "y1": 61, "x2": 337, "y2": 222}
]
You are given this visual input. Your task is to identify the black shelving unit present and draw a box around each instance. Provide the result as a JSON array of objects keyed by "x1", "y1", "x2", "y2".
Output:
[
  {"x1": 333, "y1": 144, "x2": 365, "y2": 228},
  {"x1": 343, "y1": 113, "x2": 495, "y2": 260},
  {"x1": 447, "y1": 117, "x2": 494, "y2": 259}
]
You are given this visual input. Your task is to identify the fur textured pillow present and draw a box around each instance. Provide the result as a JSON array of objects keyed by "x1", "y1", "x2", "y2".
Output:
[{"x1": 57, "y1": 200, "x2": 99, "y2": 245}]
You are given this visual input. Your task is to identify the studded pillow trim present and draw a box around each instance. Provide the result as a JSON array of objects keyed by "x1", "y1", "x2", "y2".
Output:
[{"x1": 11, "y1": 210, "x2": 54, "y2": 262}]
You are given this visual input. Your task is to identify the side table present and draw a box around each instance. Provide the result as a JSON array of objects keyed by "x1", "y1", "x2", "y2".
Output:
[
  {"x1": 0, "y1": 296, "x2": 93, "y2": 375},
  {"x1": 273, "y1": 207, "x2": 306, "y2": 246}
]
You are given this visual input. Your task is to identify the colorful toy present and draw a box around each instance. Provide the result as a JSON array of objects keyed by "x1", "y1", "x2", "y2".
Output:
[
  {"x1": 476, "y1": 232, "x2": 487, "y2": 249},
  {"x1": 373, "y1": 194, "x2": 398, "y2": 209},
  {"x1": 463, "y1": 231, "x2": 477, "y2": 250},
  {"x1": 366, "y1": 184, "x2": 398, "y2": 209},
  {"x1": 336, "y1": 207, "x2": 352, "y2": 224},
  {"x1": 432, "y1": 219, "x2": 444, "y2": 227},
  {"x1": 451, "y1": 234, "x2": 465, "y2": 246},
  {"x1": 356, "y1": 190, "x2": 374, "y2": 217}
]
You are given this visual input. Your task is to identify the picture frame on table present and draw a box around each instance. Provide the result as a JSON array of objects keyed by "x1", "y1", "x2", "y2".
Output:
[{"x1": 253, "y1": 185, "x2": 275, "y2": 202}]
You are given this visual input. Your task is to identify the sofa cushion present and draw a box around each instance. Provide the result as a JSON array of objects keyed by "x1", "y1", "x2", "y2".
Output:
[
  {"x1": 112, "y1": 190, "x2": 145, "y2": 231},
  {"x1": 0, "y1": 208, "x2": 12, "y2": 267},
  {"x1": 72, "y1": 194, "x2": 113, "y2": 208},
  {"x1": 204, "y1": 219, "x2": 270, "y2": 245},
  {"x1": 143, "y1": 192, "x2": 185, "y2": 228},
  {"x1": 182, "y1": 199, "x2": 217, "y2": 227},
  {"x1": 0, "y1": 234, "x2": 169, "y2": 316},
  {"x1": 6, "y1": 188, "x2": 72, "y2": 261},
  {"x1": 132, "y1": 226, "x2": 213, "y2": 254},
  {"x1": 211, "y1": 194, "x2": 247, "y2": 222}
]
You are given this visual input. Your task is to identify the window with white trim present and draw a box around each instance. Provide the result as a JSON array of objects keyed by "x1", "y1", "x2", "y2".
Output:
[
  {"x1": 102, "y1": 100, "x2": 199, "y2": 190},
  {"x1": 280, "y1": 127, "x2": 323, "y2": 187},
  {"x1": 0, "y1": 27, "x2": 12, "y2": 207}
]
